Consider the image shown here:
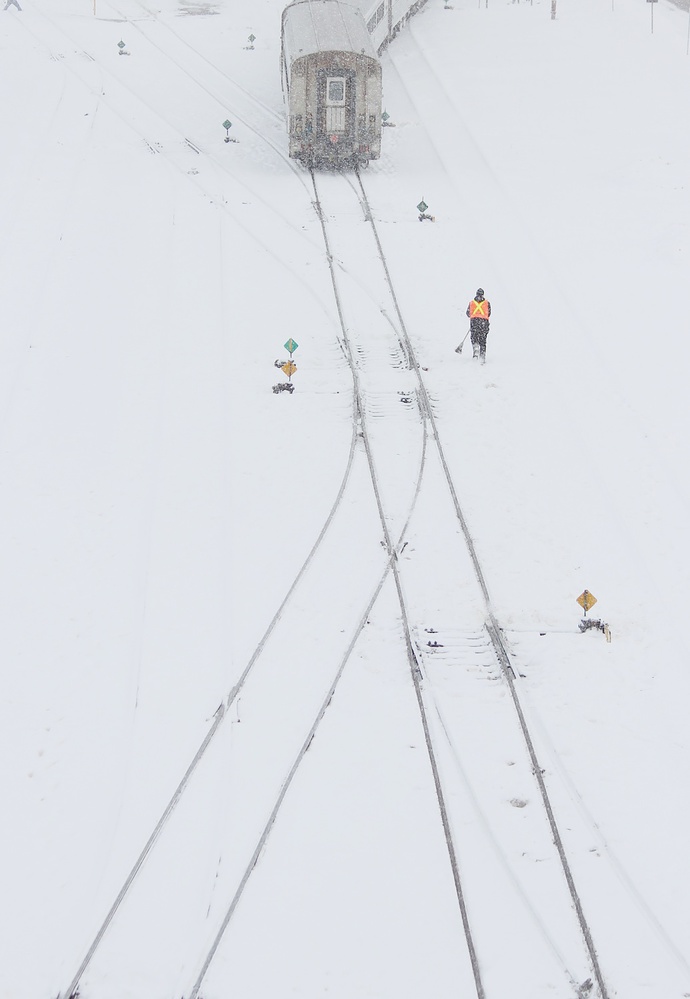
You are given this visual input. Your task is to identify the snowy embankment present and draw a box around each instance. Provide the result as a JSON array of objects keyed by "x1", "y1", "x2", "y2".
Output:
[{"x1": 1, "y1": 0, "x2": 689, "y2": 997}]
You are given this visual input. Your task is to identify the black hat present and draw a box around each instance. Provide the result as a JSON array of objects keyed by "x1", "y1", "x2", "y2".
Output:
[{"x1": 476, "y1": 288, "x2": 484, "y2": 296}]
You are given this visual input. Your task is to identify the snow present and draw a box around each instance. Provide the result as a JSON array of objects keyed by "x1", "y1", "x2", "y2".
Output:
[{"x1": 1, "y1": 0, "x2": 690, "y2": 997}]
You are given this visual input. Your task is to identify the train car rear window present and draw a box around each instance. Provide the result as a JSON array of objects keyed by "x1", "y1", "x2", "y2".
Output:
[{"x1": 327, "y1": 78, "x2": 346, "y2": 104}]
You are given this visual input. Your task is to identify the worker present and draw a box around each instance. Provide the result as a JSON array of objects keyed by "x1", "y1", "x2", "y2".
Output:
[{"x1": 466, "y1": 288, "x2": 491, "y2": 363}]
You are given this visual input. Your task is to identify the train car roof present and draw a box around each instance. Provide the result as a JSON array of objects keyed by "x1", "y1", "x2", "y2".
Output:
[{"x1": 282, "y1": 0, "x2": 378, "y2": 61}]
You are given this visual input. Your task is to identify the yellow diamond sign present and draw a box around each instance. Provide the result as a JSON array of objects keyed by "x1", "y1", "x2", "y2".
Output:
[
  {"x1": 577, "y1": 589, "x2": 597, "y2": 613},
  {"x1": 281, "y1": 361, "x2": 297, "y2": 378}
]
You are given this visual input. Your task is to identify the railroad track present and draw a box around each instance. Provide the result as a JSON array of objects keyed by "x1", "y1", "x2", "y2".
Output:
[
  {"x1": 300, "y1": 167, "x2": 611, "y2": 999},
  {"x1": 55, "y1": 162, "x2": 612, "y2": 999},
  {"x1": 30, "y1": 16, "x2": 432, "y2": 994},
  {"x1": 14, "y1": 9, "x2": 431, "y2": 999},
  {"x1": 28, "y1": 6, "x2": 611, "y2": 996}
]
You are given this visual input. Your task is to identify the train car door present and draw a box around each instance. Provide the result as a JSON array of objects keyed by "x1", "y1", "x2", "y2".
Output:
[{"x1": 325, "y1": 75, "x2": 347, "y2": 132}]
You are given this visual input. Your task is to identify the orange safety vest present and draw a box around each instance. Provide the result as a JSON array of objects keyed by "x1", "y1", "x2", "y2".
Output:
[{"x1": 469, "y1": 298, "x2": 490, "y2": 319}]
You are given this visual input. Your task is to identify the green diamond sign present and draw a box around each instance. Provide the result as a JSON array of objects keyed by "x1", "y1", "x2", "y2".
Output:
[
  {"x1": 417, "y1": 200, "x2": 428, "y2": 213},
  {"x1": 223, "y1": 119, "x2": 232, "y2": 130},
  {"x1": 284, "y1": 338, "x2": 299, "y2": 354}
]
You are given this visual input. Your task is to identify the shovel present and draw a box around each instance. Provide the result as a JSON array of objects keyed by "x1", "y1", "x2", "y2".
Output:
[{"x1": 455, "y1": 328, "x2": 471, "y2": 354}]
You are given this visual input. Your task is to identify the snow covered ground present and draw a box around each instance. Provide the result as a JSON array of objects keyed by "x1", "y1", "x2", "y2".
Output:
[{"x1": 1, "y1": 0, "x2": 690, "y2": 997}]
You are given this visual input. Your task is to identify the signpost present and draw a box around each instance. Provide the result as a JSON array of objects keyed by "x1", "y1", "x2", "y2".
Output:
[
  {"x1": 417, "y1": 199, "x2": 435, "y2": 222},
  {"x1": 647, "y1": 0, "x2": 657, "y2": 35},
  {"x1": 577, "y1": 589, "x2": 597, "y2": 616},
  {"x1": 223, "y1": 119, "x2": 233, "y2": 142},
  {"x1": 576, "y1": 589, "x2": 611, "y2": 640},
  {"x1": 273, "y1": 340, "x2": 298, "y2": 393},
  {"x1": 282, "y1": 342, "x2": 298, "y2": 382}
]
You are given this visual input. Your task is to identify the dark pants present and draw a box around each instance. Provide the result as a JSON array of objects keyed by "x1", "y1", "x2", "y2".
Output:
[{"x1": 470, "y1": 318, "x2": 490, "y2": 357}]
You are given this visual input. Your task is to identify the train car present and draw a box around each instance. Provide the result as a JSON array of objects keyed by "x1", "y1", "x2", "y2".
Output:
[
  {"x1": 360, "y1": 0, "x2": 429, "y2": 54},
  {"x1": 281, "y1": 0, "x2": 383, "y2": 169}
]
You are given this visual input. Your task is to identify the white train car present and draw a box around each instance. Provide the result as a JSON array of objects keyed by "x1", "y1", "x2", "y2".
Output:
[
  {"x1": 280, "y1": 0, "x2": 429, "y2": 169},
  {"x1": 360, "y1": 0, "x2": 429, "y2": 54},
  {"x1": 281, "y1": 0, "x2": 383, "y2": 169}
]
